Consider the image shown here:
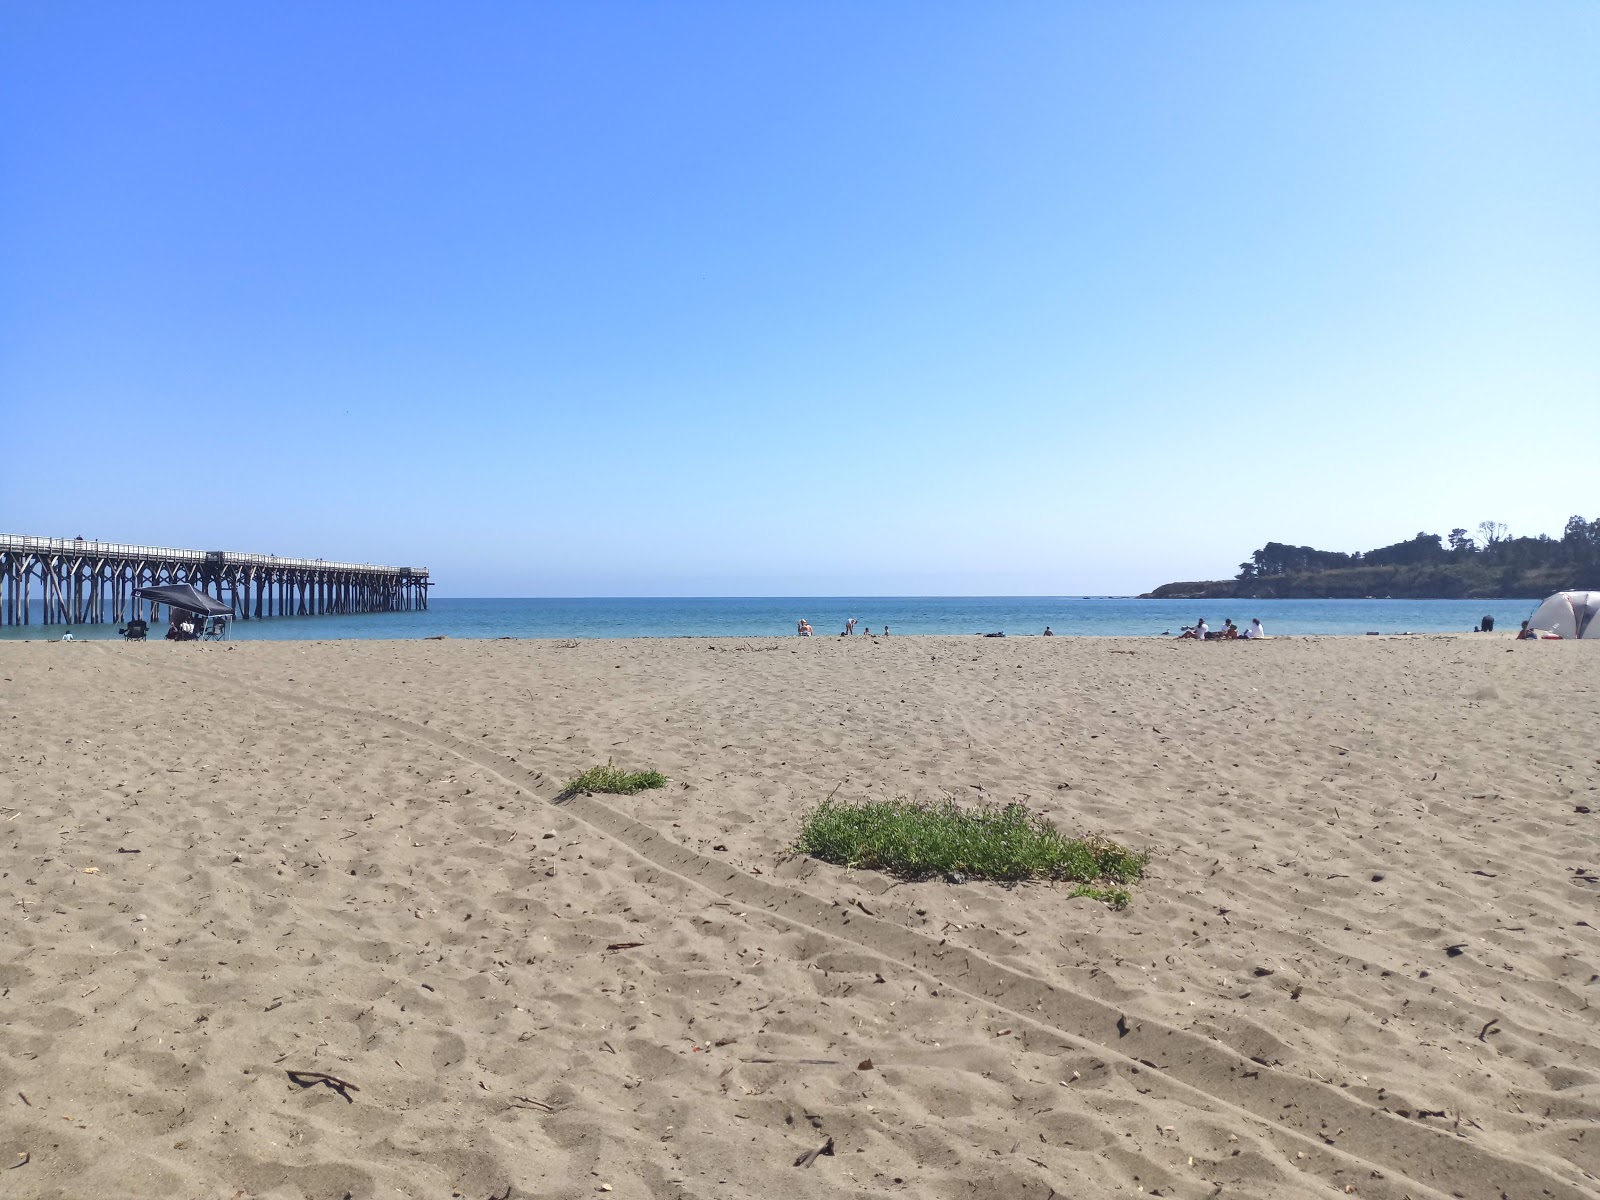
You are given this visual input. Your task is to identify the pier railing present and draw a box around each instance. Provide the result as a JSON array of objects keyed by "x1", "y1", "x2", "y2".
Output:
[{"x1": 0, "y1": 534, "x2": 419, "y2": 575}]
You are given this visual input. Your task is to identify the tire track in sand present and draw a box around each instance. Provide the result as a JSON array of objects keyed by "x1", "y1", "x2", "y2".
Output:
[{"x1": 198, "y1": 674, "x2": 1593, "y2": 1200}]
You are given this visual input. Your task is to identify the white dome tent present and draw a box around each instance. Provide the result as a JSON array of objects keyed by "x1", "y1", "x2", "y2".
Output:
[{"x1": 1527, "y1": 591, "x2": 1600, "y2": 639}]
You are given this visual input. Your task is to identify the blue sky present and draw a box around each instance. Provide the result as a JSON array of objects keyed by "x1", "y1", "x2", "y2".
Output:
[{"x1": 3, "y1": 4, "x2": 1596, "y2": 595}]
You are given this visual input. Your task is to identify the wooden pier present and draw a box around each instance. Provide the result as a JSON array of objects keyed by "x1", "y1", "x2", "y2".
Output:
[{"x1": 0, "y1": 534, "x2": 429, "y2": 627}]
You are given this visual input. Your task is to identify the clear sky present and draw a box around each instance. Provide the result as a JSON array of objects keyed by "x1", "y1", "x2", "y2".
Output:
[{"x1": 3, "y1": 4, "x2": 1596, "y2": 595}]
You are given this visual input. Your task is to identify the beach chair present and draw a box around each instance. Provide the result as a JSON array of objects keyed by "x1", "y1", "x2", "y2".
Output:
[
  {"x1": 202, "y1": 617, "x2": 228, "y2": 641},
  {"x1": 119, "y1": 619, "x2": 148, "y2": 641}
]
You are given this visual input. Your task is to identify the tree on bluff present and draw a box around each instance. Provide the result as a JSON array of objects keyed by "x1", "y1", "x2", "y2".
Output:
[
  {"x1": 1363, "y1": 532, "x2": 1448, "y2": 568},
  {"x1": 1236, "y1": 542, "x2": 1356, "y2": 579},
  {"x1": 1560, "y1": 515, "x2": 1600, "y2": 570}
]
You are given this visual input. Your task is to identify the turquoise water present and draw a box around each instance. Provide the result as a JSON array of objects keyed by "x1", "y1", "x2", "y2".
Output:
[{"x1": 1, "y1": 595, "x2": 1541, "y2": 641}]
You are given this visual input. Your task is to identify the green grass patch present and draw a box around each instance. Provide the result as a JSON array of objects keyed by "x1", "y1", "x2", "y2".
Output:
[
  {"x1": 794, "y1": 798, "x2": 1148, "y2": 905},
  {"x1": 561, "y1": 760, "x2": 668, "y2": 798}
]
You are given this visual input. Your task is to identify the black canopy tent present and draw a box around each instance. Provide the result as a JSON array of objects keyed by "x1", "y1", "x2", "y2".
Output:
[{"x1": 134, "y1": 583, "x2": 234, "y2": 639}]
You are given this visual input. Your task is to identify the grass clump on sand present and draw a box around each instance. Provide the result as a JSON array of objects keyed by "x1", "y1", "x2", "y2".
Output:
[
  {"x1": 561, "y1": 760, "x2": 668, "y2": 798},
  {"x1": 794, "y1": 798, "x2": 1148, "y2": 906}
]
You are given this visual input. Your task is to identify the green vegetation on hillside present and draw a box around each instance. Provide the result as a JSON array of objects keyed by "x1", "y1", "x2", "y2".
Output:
[{"x1": 1144, "y1": 517, "x2": 1600, "y2": 599}]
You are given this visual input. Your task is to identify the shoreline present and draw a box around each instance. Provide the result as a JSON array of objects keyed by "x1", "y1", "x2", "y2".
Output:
[
  {"x1": 1, "y1": 628, "x2": 1520, "y2": 644},
  {"x1": 1, "y1": 596, "x2": 1542, "y2": 644}
]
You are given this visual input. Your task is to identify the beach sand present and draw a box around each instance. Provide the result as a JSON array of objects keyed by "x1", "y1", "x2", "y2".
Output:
[{"x1": 2, "y1": 634, "x2": 1597, "y2": 1199}]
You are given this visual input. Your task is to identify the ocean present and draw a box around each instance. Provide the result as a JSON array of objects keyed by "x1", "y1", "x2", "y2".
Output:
[{"x1": 0, "y1": 595, "x2": 1542, "y2": 641}]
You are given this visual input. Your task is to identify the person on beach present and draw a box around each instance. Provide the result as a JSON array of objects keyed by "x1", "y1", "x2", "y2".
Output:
[
  {"x1": 1179, "y1": 618, "x2": 1209, "y2": 640},
  {"x1": 797, "y1": 619, "x2": 813, "y2": 636},
  {"x1": 882, "y1": 626, "x2": 890, "y2": 636},
  {"x1": 1043, "y1": 626, "x2": 1054, "y2": 636},
  {"x1": 1516, "y1": 620, "x2": 1537, "y2": 640},
  {"x1": 60, "y1": 628, "x2": 74, "y2": 642},
  {"x1": 1222, "y1": 619, "x2": 1239, "y2": 639},
  {"x1": 1243, "y1": 618, "x2": 1264, "y2": 638},
  {"x1": 844, "y1": 617, "x2": 858, "y2": 636}
]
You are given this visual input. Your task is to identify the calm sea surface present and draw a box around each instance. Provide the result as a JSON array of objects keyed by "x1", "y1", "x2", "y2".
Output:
[{"x1": 1, "y1": 596, "x2": 1542, "y2": 641}]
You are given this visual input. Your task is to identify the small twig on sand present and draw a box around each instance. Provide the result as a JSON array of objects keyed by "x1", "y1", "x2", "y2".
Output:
[
  {"x1": 744, "y1": 1057, "x2": 840, "y2": 1066},
  {"x1": 1478, "y1": 1017, "x2": 1501, "y2": 1042}
]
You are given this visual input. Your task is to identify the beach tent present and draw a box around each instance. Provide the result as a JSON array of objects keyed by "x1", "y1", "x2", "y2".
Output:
[
  {"x1": 1527, "y1": 590, "x2": 1600, "y2": 639},
  {"x1": 135, "y1": 583, "x2": 234, "y2": 640},
  {"x1": 135, "y1": 583, "x2": 233, "y2": 617}
]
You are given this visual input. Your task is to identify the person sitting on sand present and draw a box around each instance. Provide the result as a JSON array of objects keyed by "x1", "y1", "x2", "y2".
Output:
[
  {"x1": 1221, "y1": 619, "x2": 1239, "y2": 639},
  {"x1": 797, "y1": 619, "x2": 813, "y2": 636},
  {"x1": 882, "y1": 625, "x2": 889, "y2": 636},
  {"x1": 1179, "y1": 618, "x2": 1209, "y2": 640},
  {"x1": 1243, "y1": 618, "x2": 1264, "y2": 639},
  {"x1": 60, "y1": 628, "x2": 74, "y2": 642},
  {"x1": 1043, "y1": 626, "x2": 1054, "y2": 636},
  {"x1": 1515, "y1": 620, "x2": 1537, "y2": 640}
]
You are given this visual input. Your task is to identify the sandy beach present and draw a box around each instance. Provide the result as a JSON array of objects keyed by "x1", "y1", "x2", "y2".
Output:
[{"x1": 2, "y1": 633, "x2": 1597, "y2": 1199}]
